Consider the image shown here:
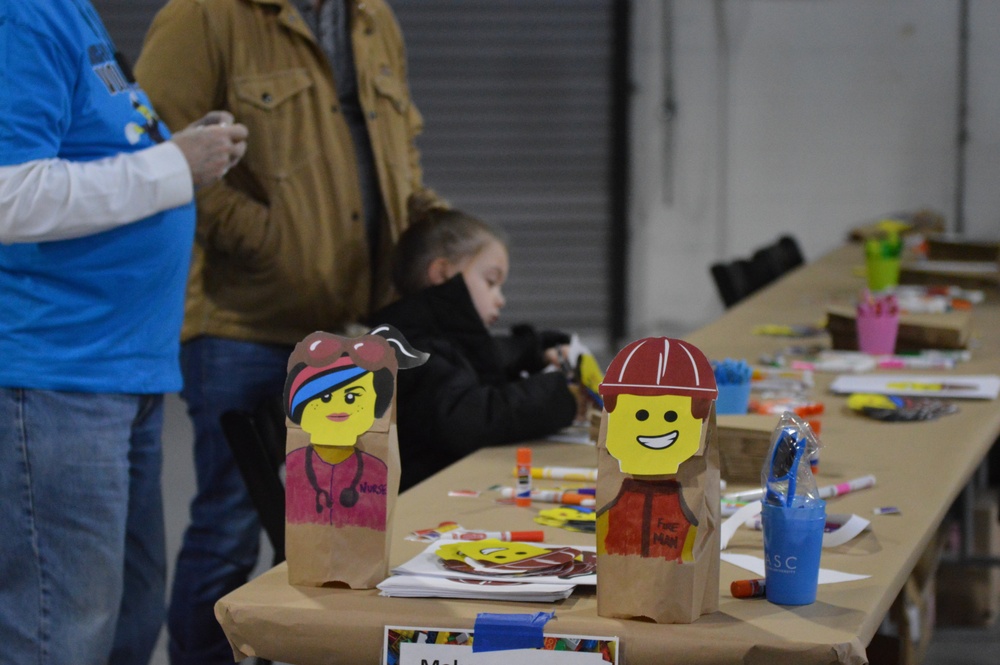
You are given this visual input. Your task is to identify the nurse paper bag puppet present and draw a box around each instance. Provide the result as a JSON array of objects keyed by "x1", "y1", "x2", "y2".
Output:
[
  {"x1": 283, "y1": 325, "x2": 427, "y2": 588},
  {"x1": 595, "y1": 337, "x2": 720, "y2": 623}
]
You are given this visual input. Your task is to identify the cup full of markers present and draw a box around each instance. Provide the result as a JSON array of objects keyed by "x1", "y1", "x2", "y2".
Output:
[
  {"x1": 712, "y1": 358, "x2": 753, "y2": 415},
  {"x1": 864, "y1": 235, "x2": 903, "y2": 292},
  {"x1": 855, "y1": 289, "x2": 899, "y2": 355}
]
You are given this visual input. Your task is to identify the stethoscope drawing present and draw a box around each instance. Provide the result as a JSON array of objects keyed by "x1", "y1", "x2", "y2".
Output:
[{"x1": 304, "y1": 445, "x2": 365, "y2": 511}]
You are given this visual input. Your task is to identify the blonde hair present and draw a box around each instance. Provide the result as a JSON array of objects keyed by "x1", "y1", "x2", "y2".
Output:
[{"x1": 392, "y1": 191, "x2": 508, "y2": 296}]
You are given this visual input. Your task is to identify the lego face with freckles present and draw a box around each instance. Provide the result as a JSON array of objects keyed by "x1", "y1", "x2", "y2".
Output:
[
  {"x1": 436, "y1": 540, "x2": 549, "y2": 565},
  {"x1": 606, "y1": 392, "x2": 704, "y2": 475},
  {"x1": 299, "y1": 372, "x2": 377, "y2": 447}
]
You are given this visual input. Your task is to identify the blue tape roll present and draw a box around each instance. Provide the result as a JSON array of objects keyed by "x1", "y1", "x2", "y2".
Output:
[{"x1": 472, "y1": 611, "x2": 554, "y2": 653}]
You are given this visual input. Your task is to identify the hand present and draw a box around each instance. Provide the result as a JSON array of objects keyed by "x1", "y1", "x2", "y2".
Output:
[
  {"x1": 567, "y1": 383, "x2": 592, "y2": 423},
  {"x1": 543, "y1": 344, "x2": 572, "y2": 373},
  {"x1": 171, "y1": 111, "x2": 248, "y2": 189}
]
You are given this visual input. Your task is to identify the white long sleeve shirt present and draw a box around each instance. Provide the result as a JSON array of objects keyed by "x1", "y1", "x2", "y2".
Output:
[{"x1": 0, "y1": 141, "x2": 192, "y2": 245}]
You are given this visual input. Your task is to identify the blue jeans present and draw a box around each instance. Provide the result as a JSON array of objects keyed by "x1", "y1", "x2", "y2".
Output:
[
  {"x1": 0, "y1": 389, "x2": 166, "y2": 665},
  {"x1": 168, "y1": 337, "x2": 291, "y2": 665}
]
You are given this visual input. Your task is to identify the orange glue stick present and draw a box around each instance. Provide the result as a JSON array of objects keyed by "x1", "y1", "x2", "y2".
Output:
[{"x1": 515, "y1": 448, "x2": 532, "y2": 507}]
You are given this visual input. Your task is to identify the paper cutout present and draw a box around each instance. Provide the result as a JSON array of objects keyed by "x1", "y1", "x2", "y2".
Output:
[
  {"x1": 605, "y1": 393, "x2": 706, "y2": 475},
  {"x1": 435, "y1": 539, "x2": 596, "y2": 580},
  {"x1": 283, "y1": 325, "x2": 427, "y2": 588},
  {"x1": 534, "y1": 506, "x2": 596, "y2": 533},
  {"x1": 595, "y1": 336, "x2": 721, "y2": 623},
  {"x1": 720, "y1": 552, "x2": 869, "y2": 584},
  {"x1": 391, "y1": 540, "x2": 597, "y2": 585},
  {"x1": 829, "y1": 373, "x2": 1000, "y2": 400},
  {"x1": 598, "y1": 338, "x2": 717, "y2": 558},
  {"x1": 384, "y1": 627, "x2": 619, "y2": 665},
  {"x1": 719, "y1": 500, "x2": 870, "y2": 550}
]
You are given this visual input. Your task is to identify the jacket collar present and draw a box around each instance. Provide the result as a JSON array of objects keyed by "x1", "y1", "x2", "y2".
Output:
[
  {"x1": 249, "y1": 0, "x2": 376, "y2": 38},
  {"x1": 244, "y1": 0, "x2": 314, "y2": 41}
]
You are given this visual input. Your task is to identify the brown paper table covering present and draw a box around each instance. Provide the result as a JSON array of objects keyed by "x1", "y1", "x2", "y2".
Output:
[{"x1": 216, "y1": 243, "x2": 1000, "y2": 664}]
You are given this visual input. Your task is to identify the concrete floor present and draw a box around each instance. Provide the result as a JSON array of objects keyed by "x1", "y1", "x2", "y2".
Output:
[{"x1": 153, "y1": 393, "x2": 1000, "y2": 665}]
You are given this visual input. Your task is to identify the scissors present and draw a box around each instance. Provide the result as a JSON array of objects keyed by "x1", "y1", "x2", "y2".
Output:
[{"x1": 764, "y1": 426, "x2": 808, "y2": 508}]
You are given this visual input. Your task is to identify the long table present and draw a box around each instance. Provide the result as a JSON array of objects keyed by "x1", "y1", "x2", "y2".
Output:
[{"x1": 216, "y1": 243, "x2": 1000, "y2": 664}]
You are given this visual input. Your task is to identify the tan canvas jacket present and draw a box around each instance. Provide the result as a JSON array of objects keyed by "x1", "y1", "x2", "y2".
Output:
[{"x1": 136, "y1": 0, "x2": 431, "y2": 344}]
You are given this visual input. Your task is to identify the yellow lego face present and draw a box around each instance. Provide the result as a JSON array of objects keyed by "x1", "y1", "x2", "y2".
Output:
[
  {"x1": 605, "y1": 393, "x2": 704, "y2": 475},
  {"x1": 436, "y1": 539, "x2": 549, "y2": 564},
  {"x1": 542, "y1": 506, "x2": 595, "y2": 523},
  {"x1": 299, "y1": 372, "x2": 377, "y2": 447}
]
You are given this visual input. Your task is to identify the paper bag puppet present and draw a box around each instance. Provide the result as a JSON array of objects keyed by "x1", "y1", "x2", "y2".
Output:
[
  {"x1": 595, "y1": 337, "x2": 720, "y2": 623},
  {"x1": 283, "y1": 324, "x2": 427, "y2": 588}
]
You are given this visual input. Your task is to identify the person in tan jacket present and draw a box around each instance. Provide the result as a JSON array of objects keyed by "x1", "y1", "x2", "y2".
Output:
[{"x1": 134, "y1": 1, "x2": 440, "y2": 662}]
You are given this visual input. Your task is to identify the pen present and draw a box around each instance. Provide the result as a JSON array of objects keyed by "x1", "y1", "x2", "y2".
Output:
[
  {"x1": 499, "y1": 487, "x2": 596, "y2": 506},
  {"x1": 437, "y1": 530, "x2": 545, "y2": 542},
  {"x1": 513, "y1": 466, "x2": 598, "y2": 482}
]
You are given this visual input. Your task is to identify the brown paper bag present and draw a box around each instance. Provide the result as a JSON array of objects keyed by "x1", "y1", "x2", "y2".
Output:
[
  {"x1": 282, "y1": 325, "x2": 427, "y2": 588},
  {"x1": 595, "y1": 337, "x2": 721, "y2": 623}
]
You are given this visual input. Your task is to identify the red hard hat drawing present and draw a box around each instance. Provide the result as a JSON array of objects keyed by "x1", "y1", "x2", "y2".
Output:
[{"x1": 600, "y1": 337, "x2": 718, "y2": 409}]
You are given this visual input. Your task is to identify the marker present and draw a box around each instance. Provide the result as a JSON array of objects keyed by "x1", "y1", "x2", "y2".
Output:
[
  {"x1": 722, "y1": 487, "x2": 766, "y2": 503},
  {"x1": 723, "y1": 475, "x2": 876, "y2": 504},
  {"x1": 816, "y1": 475, "x2": 876, "y2": 499},
  {"x1": 515, "y1": 448, "x2": 532, "y2": 507},
  {"x1": 731, "y1": 579, "x2": 766, "y2": 599},
  {"x1": 514, "y1": 466, "x2": 598, "y2": 482},
  {"x1": 438, "y1": 530, "x2": 545, "y2": 542},
  {"x1": 499, "y1": 487, "x2": 596, "y2": 507}
]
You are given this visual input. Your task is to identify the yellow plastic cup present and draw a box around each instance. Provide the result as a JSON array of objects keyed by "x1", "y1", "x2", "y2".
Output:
[{"x1": 866, "y1": 256, "x2": 901, "y2": 292}]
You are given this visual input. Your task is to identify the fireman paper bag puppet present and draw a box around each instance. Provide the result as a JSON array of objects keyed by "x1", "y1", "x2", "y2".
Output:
[
  {"x1": 595, "y1": 337, "x2": 720, "y2": 623},
  {"x1": 284, "y1": 325, "x2": 427, "y2": 588}
]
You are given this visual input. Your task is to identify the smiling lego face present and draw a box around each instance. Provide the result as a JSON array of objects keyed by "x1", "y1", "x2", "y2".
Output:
[
  {"x1": 605, "y1": 392, "x2": 704, "y2": 475},
  {"x1": 436, "y1": 540, "x2": 549, "y2": 565},
  {"x1": 299, "y1": 372, "x2": 377, "y2": 447}
]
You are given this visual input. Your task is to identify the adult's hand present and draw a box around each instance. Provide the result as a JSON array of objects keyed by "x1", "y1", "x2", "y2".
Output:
[{"x1": 171, "y1": 111, "x2": 248, "y2": 189}]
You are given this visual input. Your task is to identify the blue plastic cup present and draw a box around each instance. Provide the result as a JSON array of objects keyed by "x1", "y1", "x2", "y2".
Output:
[
  {"x1": 761, "y1": 500, "x2": 826, "y2": 605},
  {"x1": 715, "y1": 381, "x2": 752, "y2": 415}
]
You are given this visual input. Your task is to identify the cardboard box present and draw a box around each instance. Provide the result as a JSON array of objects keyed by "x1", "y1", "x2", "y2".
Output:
[
  {"x1": 899, "y1": 260, "x2": 1000, "y2": 290},
  {"x1": 868, "y1": 523, "x2": 946, "y2": 665},
  {"x1": 826, "y1": 304, "x2": 973, "y2": 352},
  {"x1": 926, "y1": 236, "x2": 1000, "y2": 263},
  {"x1": 847, "y1": 209, "x2": 947, "y2": 242},
  {"x1": 716, "y1": 414, "x2": 777, "y2": 485},
  {"x1": 936, "y1": 490, "x2": 1000, "y2": 627}
]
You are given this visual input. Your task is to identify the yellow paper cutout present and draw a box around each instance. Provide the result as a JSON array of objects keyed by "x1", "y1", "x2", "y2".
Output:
[
  {"x1": 299, "y1": 372, "x2": 378, "y2": 447},
  {"x1": 436, "y1": 539, "x2": 548, "y2": 565},
  {"x1": 605, "y1": 392, "x2": 704, "y2": 475}
]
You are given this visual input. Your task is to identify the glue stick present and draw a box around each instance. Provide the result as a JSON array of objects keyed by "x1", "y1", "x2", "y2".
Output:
[
  {"x1": 731, "y1": 578, "x2": 766, "y2": 599},
  {"x1": 515, "y1": 448, "x2": 532, "y2": 507}
]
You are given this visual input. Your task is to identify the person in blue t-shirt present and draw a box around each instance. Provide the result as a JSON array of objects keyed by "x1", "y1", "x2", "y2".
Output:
[{"x1": 0, "y1": 1, "x2": 248, "y2": 663}]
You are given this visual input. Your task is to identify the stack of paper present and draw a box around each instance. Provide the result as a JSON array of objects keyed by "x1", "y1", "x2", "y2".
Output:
[
  {"x1": 829, "y1": 374, "x2": 1000, "y2": 400},
  {"x1": 377, "y1": 575, "x2": 576, "y2": 602},
  {"x1": 378, "y1": 540, "x2": 596, "y2": 603}
]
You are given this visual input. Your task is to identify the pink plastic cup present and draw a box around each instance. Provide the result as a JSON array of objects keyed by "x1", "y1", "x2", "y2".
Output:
[{"x1": 856, "y1": 313, "x2": 899, "y2": 355}]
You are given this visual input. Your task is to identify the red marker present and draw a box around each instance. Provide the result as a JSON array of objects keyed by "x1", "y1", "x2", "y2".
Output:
[{"x1": 438, "y1": 531, "x2": 545, "y2": 542}]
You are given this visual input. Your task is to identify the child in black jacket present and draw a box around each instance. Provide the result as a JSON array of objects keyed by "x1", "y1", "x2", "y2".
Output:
[{"x1": 370, "y1": 196, "x2": 581, "y2": 491}]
